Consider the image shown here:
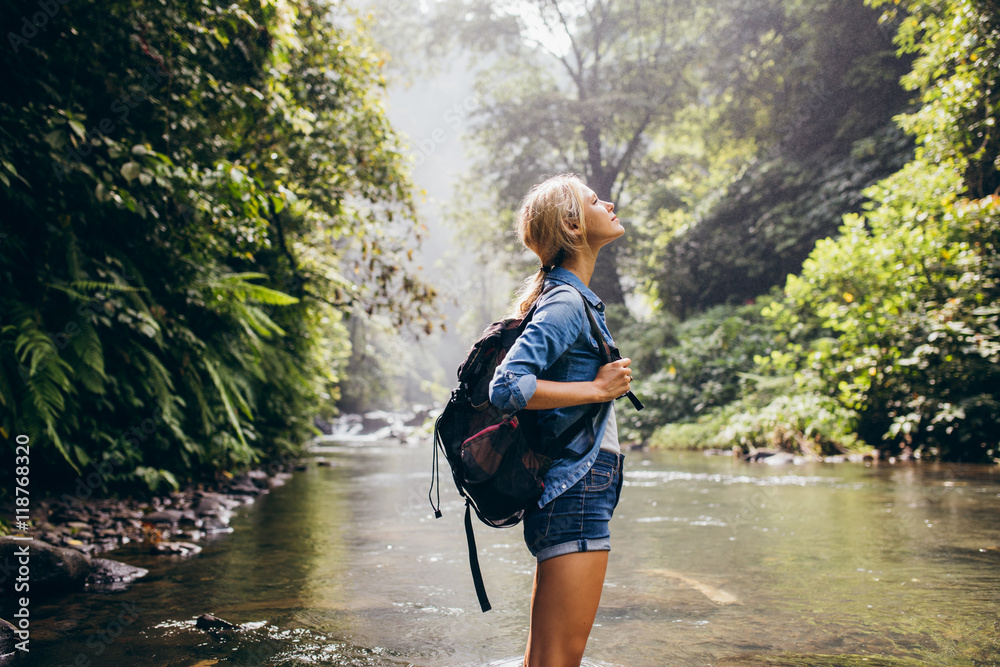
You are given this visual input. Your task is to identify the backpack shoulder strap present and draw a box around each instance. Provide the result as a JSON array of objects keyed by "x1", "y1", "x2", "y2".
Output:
[
  {"x1": 580, "y1": 299, "x2": 612, "y2": 364},
  {"x1": 537, "y1": 286, "x2": 611, "y2": 456}
]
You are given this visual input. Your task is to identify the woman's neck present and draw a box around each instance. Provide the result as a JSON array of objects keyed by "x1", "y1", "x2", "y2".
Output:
[{"x1": 560, "y1": 248, "x2": 598, "y2": 287}]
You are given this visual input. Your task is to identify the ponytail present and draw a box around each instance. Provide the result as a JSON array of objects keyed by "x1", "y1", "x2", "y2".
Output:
[
  {"x1": 507, "y1": 175, "x2": 586, "y2": 318},
  {"x1": 510, "y1": 268, "x2": 548, "y2": 319}
]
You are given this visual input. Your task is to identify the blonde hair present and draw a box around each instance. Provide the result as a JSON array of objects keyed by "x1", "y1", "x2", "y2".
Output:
[{"x1": 510, "y1": 174, "x2": 589, "y2": 318}]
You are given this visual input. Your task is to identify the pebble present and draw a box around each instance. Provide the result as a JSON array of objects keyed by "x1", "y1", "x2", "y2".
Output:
[{"x1": 152, "y1": 541, "x2": 203, "y2": 556}]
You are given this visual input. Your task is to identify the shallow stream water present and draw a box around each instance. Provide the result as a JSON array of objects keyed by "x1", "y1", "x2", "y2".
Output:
[{"x1": 10, "y1": 441, "x2": 1000, "y2": 666}]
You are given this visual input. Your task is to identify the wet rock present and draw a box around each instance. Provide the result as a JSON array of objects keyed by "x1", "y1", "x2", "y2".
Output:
[
  {"x1": 268, "y1": 472, "x2": 292, "y2": 489},
  {"x1": 144, "y1": 510, "x2": 184, "y2": 525},
  {"x1": 195, "y1": 613, "x2": 238, "y2": 630},
  {"x1": 152, "y1": 541, "x2": 202, "y2": 556},
  {"x1": 194, "y1": 495, "x2": 229, "y2": 516},
  {"x1": 201, "y1": 516, "x2": 232, "y2": 534},
  {"x1": 86, "y1": 558, "x2": 149, "y2": 589},
  {"x1": 245, "y1": 470, "x2": 270, "y2": 488},
  {"x1": 0, "y1": 537, "x2": 90, "y2": 595},
  {"x1": 314, "y1": 415, "x2": 335, "y2": 435},
  {"x1": 226, "y1": 479, "x2": 262, "y2": 495},
  {"x1": 362, "y1": 410, "x2": 395, "y2": 432},
  {"x1": 0, "y1": 618, "x2": 16, "y2": 654},
  {"x1": 64, "y1": 540, "x2": 97, "y2": 555},
  {"x1": 403, "y1": 407, "x2": 431, "y2": 427},
  {"x1": 763, "y1": 452, "x2": 797, "y2": 466},
  {"x1": 744, "y1": 449, "x2": 779, "y2": 462}
]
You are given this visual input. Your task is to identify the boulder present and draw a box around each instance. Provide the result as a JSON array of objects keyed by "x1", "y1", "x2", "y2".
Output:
[
  {"x1": 143, "y1": 510, "x2": 184, "y2": 525},
  {"x1": 0, "y1": 618, "x2": 16, "y2": 655},
  {"x1": 245, "y1": 470, "x2": 270, "y2": 488},
  {"x1": 743, "y1": 449, "x2": 779, "y2": 462},
  {"x1": 86, "y1": 558, "x2": 149, "y2": 589},
  {"x1": 762, "y1": 452, "x2": 797, "y2": 466},
  {"x1": 0, "y1": 537, "x2": 89, "y2": 595},
  {"x1": 193, "y1": 494, "x2": 231, "y2": 516}
]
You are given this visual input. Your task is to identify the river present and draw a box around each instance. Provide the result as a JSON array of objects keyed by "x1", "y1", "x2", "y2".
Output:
[{"x1": 14, "y1": 440, "x2": 1000, "y2": 666}]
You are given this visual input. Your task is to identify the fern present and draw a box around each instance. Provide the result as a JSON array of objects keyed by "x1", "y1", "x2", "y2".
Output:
[
  {"x1": 69, "y1": 318, "x2": 107, "y2": 395},
  {"x1": 202, "y1": 356, "x2": 248, "y2": 449},
  {"x1": 201, "y1": 272, "x2": 300, "y2": 306},
  {"x1": 69, "y1": 280, "x2": 150, "y2": 294}
]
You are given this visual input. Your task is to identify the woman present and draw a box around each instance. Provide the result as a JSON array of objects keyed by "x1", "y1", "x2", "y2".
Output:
[{"x1": 489, "y1": 173, "x2": 633, "y2": 667}]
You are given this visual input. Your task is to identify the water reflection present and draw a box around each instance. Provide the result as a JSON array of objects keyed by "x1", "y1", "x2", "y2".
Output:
[{"x1": 10, "y1": 445, "x2": 1000, "y2": 666}]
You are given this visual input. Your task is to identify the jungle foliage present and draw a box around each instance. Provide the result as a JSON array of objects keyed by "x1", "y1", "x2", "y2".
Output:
[
  {"x1": 633, "y1": 0, "x2": 1000, "y2": 462},
  {"x1": 640, "y1": 0, "x2": 915, "y2": 316},
  {"x1": 0, "y1": 0, "x2": 435, "y2": 493},
  {"x1": 753, "y1": 0, "x2": 1000, "y2": 461}
]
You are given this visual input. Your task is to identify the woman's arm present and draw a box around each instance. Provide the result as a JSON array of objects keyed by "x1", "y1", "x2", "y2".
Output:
[
  {"x1": 524, "y1": 358, "x2": 632, "y2": 410},
  {"x1": 490, "y1": 287, "x2": 633, "y2": 411}
]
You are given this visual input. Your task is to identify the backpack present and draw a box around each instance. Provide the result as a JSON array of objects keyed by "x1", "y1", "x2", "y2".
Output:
[{"x1": 427, "y1": 284, "x2": 607, "y2": 612}]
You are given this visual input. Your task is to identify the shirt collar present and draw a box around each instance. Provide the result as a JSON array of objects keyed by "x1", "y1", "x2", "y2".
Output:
[{"x1": 545, "y1": 266, "x2": 606, "y2": 312}]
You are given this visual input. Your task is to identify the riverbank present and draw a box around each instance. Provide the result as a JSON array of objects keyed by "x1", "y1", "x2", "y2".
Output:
[{"x1": 0, "y1": 408, "x2": 438, "y2": 665}]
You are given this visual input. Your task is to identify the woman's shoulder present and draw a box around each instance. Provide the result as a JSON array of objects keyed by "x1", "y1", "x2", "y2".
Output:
[
  {"x1": 537, "y1": 283, "x2": 585, "y2": 309},
  {"x1": 532, "y1": 283, "x2": 586, "y2": 327}
]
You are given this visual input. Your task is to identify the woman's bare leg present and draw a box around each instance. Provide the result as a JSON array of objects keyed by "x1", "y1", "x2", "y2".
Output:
[{"x1": 524, "y1": 551, "x2": 609, "y2": 667}]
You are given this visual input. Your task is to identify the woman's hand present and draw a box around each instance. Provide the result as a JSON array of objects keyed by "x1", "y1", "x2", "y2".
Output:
[{"x1": 593, "y1": 358, "x2": 632, "y2": 402}]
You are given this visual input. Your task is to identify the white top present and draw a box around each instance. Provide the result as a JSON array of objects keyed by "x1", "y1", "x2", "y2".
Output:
[{"x1": 599, "y1": 401, "x2": 620, "y2": 454}]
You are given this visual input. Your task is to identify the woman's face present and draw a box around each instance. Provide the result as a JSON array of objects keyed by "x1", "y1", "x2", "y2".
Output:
[{"x1": 577, "y1": 184, "x2": 623, "y2": 251}]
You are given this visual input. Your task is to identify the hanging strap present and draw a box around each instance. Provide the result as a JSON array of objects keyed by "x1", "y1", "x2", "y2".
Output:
[
  {"x1": 464, "y1": 501, "x2": 492, "y2": 612},
  {"x1": 581, "y1": 301, "x2": 644, "y2": 411},
  {"x1": 428, "y1": 413, "x2": 443, "y2": 519}
]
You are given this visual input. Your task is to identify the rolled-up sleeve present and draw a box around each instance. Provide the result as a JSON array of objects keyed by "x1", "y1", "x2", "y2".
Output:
[
  {"x1": 488, "y1": 288, "x2": 584, "y2": 411},
  {"x1": 490, "y1": 369, "x2": 537, "y2": 411}
]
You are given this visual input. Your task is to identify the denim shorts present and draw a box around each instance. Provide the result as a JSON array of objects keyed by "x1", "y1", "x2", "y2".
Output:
[{"x1": 522, "y1": 449, "x2": 625, "y2": 562}]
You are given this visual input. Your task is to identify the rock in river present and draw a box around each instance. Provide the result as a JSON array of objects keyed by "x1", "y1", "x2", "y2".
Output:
[
  {"x1": 195, "y1": 613, "x2": 239, "y2": 630},
  {"x1": 0, "y1": 617, "x2": 17, "y2": 654},
  {"x1": 86, "y1": 558, "x2": 149, "y2": 589},
  {"x1": 0, "y1": 536, "x2": 89, "y2": 595},
  {"x1": 143, "y1": 509, "x2": 184, "y2": 525},
  {"x1": 152, "y1": 541, "x2": 202, "y2": 556}
]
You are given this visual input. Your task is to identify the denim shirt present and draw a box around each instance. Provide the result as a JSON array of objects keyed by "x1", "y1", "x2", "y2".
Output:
[{"x1": 488, "y1": 267, "x2": 614, "y2": 508}]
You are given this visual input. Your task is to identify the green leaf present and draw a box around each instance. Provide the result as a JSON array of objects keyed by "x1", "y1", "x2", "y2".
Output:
[
  {"x1": 120, "y1": 162, "x2": 141, "y2": 182},
  {"x1": 68, "y1": 120, "x2": 86, "y2": 140}
]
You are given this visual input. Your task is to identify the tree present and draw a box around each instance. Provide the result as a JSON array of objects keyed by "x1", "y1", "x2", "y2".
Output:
[
  {"x1": 638, "y1": 0, "x2": 915, "y2": 316},
  {"x1": 430, "y1": 0, "x2": 706, "y2": 305}
]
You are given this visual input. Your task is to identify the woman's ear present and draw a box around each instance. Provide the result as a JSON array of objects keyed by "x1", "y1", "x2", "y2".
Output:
[{"x1": 562, "y1": 216, "x2": 581, "y2": 235}]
